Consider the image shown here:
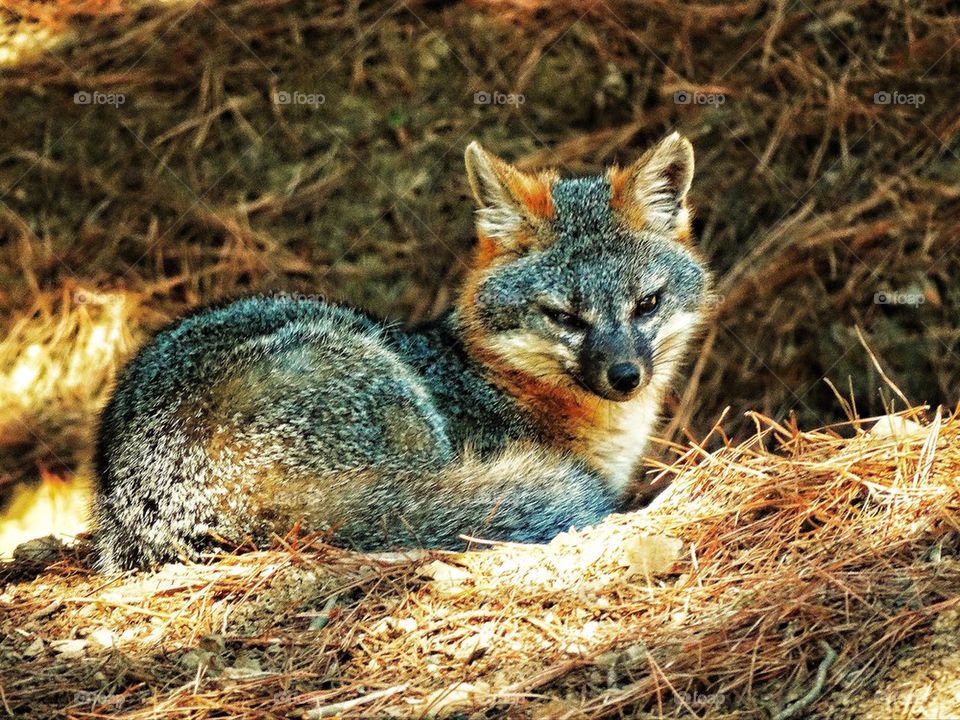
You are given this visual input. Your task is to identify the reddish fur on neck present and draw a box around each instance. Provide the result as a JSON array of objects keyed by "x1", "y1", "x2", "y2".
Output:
[{"x1": 466, "y1": 335, "x2": 598, "y2": 442}]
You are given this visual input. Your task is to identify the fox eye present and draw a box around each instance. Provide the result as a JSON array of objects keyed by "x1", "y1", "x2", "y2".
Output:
[
  {"x1": 634, "y1": 292, "x2": 660, "y2": 318},
  {"x1": 541, "y1": 305, "x2": 587, "y2": 331}
]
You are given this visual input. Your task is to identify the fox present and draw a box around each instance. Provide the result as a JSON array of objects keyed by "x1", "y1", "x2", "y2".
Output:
[{"x1": 93, "y1": 132, "x2": 710, "y2": 572}]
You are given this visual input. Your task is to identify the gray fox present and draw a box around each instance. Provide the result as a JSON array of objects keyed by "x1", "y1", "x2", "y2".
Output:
[{"x1": 93, "y1": 132, "x2": 710, "y2": 572}]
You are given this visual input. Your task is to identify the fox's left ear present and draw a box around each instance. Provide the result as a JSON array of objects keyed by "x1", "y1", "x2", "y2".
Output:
[
  {"x1": 610, "y1": 132, "x2": 694, "y2": 241},
  {"x1": 464, "y1": 141, "x2": 558, "y2": 254}
]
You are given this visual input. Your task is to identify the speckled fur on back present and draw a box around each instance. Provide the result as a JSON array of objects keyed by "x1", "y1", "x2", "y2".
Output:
[{"x1": 93, "y1": 133, "x2": 709, "y2": 572}]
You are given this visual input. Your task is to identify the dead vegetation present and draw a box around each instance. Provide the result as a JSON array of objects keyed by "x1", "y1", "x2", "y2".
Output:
[
  {"x1": 1, "y1": 0, "x2": 959, "y2": 716},
  {"x1": 2, "y1": 407, "x2": 959, "y2": 718}
]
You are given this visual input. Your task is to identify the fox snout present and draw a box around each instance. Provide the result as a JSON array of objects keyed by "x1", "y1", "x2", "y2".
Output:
[
  {"x1": 607, "y1": 362, "x2": 643, "y2": 394},
  {"x1": 579, "y1": 330, "x2": 653, "y2": 401}
]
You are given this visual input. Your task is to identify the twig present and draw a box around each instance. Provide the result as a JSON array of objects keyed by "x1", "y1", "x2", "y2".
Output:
[
  {"x1": 304, "y1": 684, "x2": 408, "y2": 719},
  {"x1": 855, "y1": 325, "x2": 911, "y2": 409},
  {"x1": 772, "y1": 641, "x2": 837, "y2": 720},
  {"x1": 0, "y1": 682, "x2": 13, "y2": 717}
]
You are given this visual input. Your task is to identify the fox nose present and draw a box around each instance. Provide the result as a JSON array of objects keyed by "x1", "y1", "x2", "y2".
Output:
[{"x1": 607, "y1": 362, "x2": 642, "y2": 394}]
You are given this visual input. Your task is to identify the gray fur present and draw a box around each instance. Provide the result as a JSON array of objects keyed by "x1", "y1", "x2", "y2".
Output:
[
  {"x1": 94, "y1": 298, "x2": 616, "y2": 570},
  {"x1": 471, "y1": 175, "x2": 707, "y2": 398}
]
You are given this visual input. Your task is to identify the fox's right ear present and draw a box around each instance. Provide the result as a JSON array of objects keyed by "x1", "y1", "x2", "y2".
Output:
[
  {"x1": 464, "y1": 141, "x2": 557, "y2": 254},
  {"x1": 610, "y1": 132, "x2": 695, "y2": 241}
]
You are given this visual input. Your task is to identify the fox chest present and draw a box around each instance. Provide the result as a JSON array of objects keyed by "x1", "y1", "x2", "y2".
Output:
[{"x1": 572, "y1": 397, "x2": 660, "y2": 494}]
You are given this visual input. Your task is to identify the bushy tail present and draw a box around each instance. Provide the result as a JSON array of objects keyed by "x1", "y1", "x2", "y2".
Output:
[
  {"x1": 94, "y1": 445, "x2": 617, "y2": 572},
  {"x1": 327, "y1": 445, "x2": 617, "y2": 551}
]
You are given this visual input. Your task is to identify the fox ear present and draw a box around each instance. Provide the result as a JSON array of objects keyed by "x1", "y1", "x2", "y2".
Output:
[
  {"x1": 464, "y1": 141, "x2": 557, "y2": 253},
  {"x1": 610, "y1": 132, "x2": 694, "y2": 239}
]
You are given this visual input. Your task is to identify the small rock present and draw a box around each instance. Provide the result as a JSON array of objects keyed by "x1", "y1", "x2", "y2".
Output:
[
  {"x1": 198, "y1": 633, "x2": 225, "y2": 653},
  {"x1": 88, "y1": 629, "x2": 115, "y2": 648},
  {"x1": 13, "y1": 535, "x2": 65, "y2": 563},
  {"x1": 180, "y1": 649, "x2": 214, "y2": 671},
  {"x1": 232, "y1": 652, "x2": 261, "y2": 673},
  {"x1": 624, "y1": 643, "x2": 646, "y2": 663},
  {"x1": 869, "y1": 415, "x2": 924, "y2": 438},
  {"x1": 50, "y1": 639, "x2": 87, "y2": 657},
  {"x1": 396, "y1": 617, "x2": 417, "y2": 633},
  {"x1": 622, "y1": 534, "x2": 684, "y2": 578},
  {"x1": 594, "y1": 651, "x2": 618, "y2": 669},
  {"x1": 420, "y1": 561, "x2": 471, "y2": 597},
  {"x1": 419, "y1": 560, "x2": 471, "y2": 583},
  {"x1": 23, "y1": 637, "x2": 44, "y2": 658}
]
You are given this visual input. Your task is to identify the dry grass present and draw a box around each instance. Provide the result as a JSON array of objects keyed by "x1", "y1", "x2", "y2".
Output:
[
  {"x1": 1, "y1": 1, "x2": 959, "y2": 716},
  {"x1": 2, "y1": 406, "x2": 958, "y2": 718}
]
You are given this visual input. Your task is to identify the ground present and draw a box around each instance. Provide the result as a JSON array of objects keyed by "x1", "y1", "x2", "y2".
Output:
[{"x1": 2, "y1": 413, "x2": 958, "y2": 718}]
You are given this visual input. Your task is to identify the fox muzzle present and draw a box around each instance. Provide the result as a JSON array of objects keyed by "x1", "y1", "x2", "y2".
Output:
[{"x1": 579, "y1": 328, "x2": 652, "y2": 401}]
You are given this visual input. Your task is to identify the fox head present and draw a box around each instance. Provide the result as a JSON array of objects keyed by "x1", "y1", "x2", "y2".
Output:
[{"x1": 458, "y1": 133, "x2": 709, "y2": 404}]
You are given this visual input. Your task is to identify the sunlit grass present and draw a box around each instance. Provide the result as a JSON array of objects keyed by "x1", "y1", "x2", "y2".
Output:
[
  {"x1": 0, "y1": 289, "x2": 138, "y2": 557},
  {"x1": 0, "y1": 0, "x2": 193, "y2": 67},
  {"x1": 0, "y1": 290, "x2": 131, "y2": 409},
  {"x1": 0, "y1": 467, "x2": 91, "y2": 559},
  {"x1": 0, "y1": 23, "x2": 64, "y2": 66}
]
